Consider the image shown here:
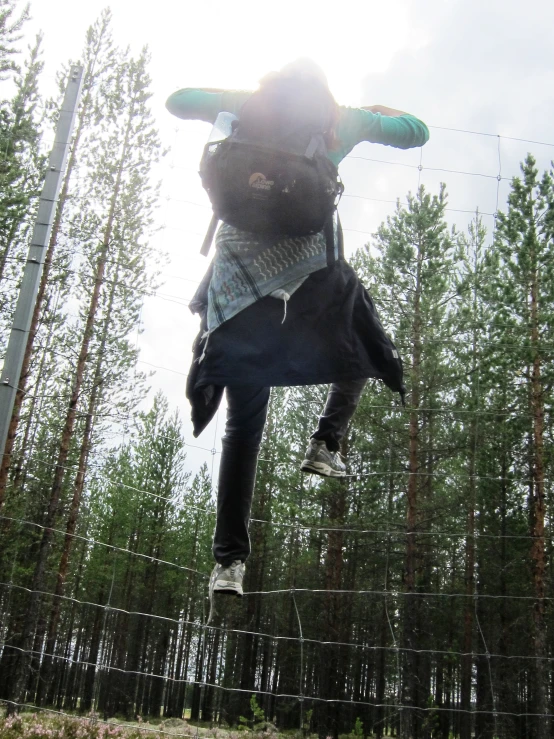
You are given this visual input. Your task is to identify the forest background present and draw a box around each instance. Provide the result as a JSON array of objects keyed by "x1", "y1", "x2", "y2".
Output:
[{"x1": 1, "y1": 1, "x2": 554, "y2": 739}]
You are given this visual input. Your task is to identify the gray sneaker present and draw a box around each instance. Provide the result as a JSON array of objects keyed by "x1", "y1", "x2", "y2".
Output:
[
  {"x1": 300, "y1": 439, "x2": 346, "y2": 478},
  {"x1": 209, "y1": 560, "x2": 245, "y2": 597}
]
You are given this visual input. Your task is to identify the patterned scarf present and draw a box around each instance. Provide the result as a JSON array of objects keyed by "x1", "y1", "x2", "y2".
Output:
[{"x1": 205, "y1": 222, "x2": 335, "y2": 331}]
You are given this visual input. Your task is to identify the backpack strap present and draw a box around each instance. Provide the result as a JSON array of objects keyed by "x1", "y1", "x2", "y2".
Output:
[
  {"x1": 337, "y1": 213, "x2": 344, "y2": 259},
  {"x1": 200, "y1": 212, "x2": 219, "y2": 257},
  {"x1": 304, "y1": 135, "x2": 320, "y2": 159},
  {"x1": 324, "y1": 212, "x2": 343, "y2": 266},
  {"x1": 324, "y1": 215, "x2": 334, "y2": 266}
]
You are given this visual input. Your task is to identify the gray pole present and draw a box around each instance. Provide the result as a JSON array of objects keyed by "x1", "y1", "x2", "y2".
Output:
[{"x1": 0, "y1": 64, "x2": 84, "y2": 460}]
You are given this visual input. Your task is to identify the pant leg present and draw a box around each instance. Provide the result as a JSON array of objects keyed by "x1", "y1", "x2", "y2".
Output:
[
  {"x1": 311, "y1": 379, "x2": 367, "y2": 452},
  {"x1": 212, "y1": 385, "x2": 270, "y2": 565}
]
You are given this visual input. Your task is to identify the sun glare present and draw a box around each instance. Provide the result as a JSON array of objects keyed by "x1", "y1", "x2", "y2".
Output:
[{"x1": 153, "y1": 1, "x2": 411, "y2": 105}]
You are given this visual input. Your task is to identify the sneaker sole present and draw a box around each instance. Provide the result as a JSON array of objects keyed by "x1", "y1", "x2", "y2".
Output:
[
  {"x1": 300, "y1": 460, "x2": 346, "y2": 478},
  {"x1": 212, "y1": 581, "x2": 244, "y2": 596}
]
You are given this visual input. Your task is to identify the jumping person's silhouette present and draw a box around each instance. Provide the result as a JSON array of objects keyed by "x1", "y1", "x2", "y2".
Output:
[{"x1": 166, "y1": 58, "x2": 429, "y2": 597}]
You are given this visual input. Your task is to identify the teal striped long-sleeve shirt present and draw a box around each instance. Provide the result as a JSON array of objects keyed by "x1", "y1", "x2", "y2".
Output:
[{"x1": 166, "y1": 88, "x2": 429, "y2": 166}]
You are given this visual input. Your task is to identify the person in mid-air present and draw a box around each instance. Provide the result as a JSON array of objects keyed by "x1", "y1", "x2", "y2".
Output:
[{"x1": 166, "y1": 58, "x2": 429, "y2": 599}]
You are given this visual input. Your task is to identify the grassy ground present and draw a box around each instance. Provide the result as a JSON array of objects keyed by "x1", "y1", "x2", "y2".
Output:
[
  {"x1": 0, "y1": 709, "x2": 398, "y2": 739},
  {"x1": 0, "y1": 710, "x2": 285, "y2": 739}
]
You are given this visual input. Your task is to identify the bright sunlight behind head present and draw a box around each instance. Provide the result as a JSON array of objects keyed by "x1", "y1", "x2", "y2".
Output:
[{"x1": 28, "y1": 0, "x2": 412, "y2": 106}]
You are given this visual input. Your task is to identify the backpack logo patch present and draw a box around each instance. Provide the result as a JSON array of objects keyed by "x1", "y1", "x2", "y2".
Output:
[{"x1": 248, "y1": 172, "x2": 274, "y2": 191}]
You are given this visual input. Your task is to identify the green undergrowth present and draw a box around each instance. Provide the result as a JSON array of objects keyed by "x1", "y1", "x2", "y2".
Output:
[{"x1": 0, "y1": 711, "x2": 397, "y2": 739}]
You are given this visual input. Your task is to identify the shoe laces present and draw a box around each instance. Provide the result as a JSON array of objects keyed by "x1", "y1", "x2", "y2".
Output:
[
  {"x1": 228, "y1": 560, "x2": 242, "y2": 578},
  {"x1": 313, "y1": 440, "x2": 342, "y2": 459}
]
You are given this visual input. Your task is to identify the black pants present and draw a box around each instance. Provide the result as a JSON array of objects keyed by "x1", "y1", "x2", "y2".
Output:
[{"x1": 213, "y1": 379, "x2": 366, "y2": 565}]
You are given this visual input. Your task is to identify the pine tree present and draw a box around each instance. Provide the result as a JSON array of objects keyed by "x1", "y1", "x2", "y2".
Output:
[
  {"x1": 0, "y1": 10, "x2": 117, "y2": 508},
  {"x1": 451, "y1": 213, "x2": 492, "y2": 739},
  {"x1": 0, "y1": 0, "x2": 29, "y2": 81},
  {"x1": 0, "y1": 31, "x2": 44, "y2": 325},
  {"x1": 8, "y1": 43, "x2": 162, "y2": 711},
  {"x1": 365, "y1": 184, "x2": 463, "y2": 739},
  {"x1": 487, "y1": 154, "x2": 554, "y2": 739}
]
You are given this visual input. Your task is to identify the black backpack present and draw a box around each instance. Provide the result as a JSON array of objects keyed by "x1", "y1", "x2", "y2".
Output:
[{"x1": 199, "y1": 77, "x2": 344, "y2": 261}]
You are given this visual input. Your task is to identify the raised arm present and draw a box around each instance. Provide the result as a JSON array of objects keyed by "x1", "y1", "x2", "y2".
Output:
[
  {"x1": 361, "y1": 105, "x2": 429, "y2": 148},
  {"x1": 361, "y1": 104, "x2": 408, "y2": 117},
  {"x1": 334, "y1": 104, "x2": 429, "y2": 161},
  {"x1": 166, "y1": 88, "x2": 252, "y2": 124}
]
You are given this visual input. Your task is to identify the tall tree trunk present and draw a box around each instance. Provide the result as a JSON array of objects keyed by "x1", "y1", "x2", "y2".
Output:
[
  {"x1": 52, "y1": 538, "x2": 87, "y2": 708},
  {"x1": 237, "y1": 456, "x2": 272, "y2": 720},
  {"x1": 37, "y1": 262, "x2": 120, "y2": 705},
  {"x1": 163, "y1": 621, "x2": 179, "y2": 717},
  {"x1": 374, "y1": 433, "x2": 396, "y2": 739},
  {"x1": 475, "y1": 460, "x2": 497, "y2": 739},
  {"x1": 495, "y1": 444, "x2": 514, "y2": 739},
  {"x1": 80, "y1": 586, "x2": 105, "y2": 713},
  {"x1": 147, "y1": 616, "x2": 171, "y2": 719},
  {"x1": 317, "y1": 473, "x2": 346, "y2": 739},
  {"x1": 460, "y1": 353, "x2": 479, "y2": 739},
  {"x1": 63, "y1": 601, "x2": 89, "y2": 711},
  {"x1": 169, "y1": 575, "x2": 197, "y2": 717},
  {"x1": 80, "y1": 527, "x2": 116, "y2": 714},
  {"x1": 417, "y1": 411, "x2": 434, "y2": 739},
  {"x1": 400, "y1": 237, "x2": 423, "y2": 739},
  {"x1": 460, "y1": 433, "x2": 476, "y2": 739},
  {"x1": 9, "y1": 102, "x2": 135, "y2": 710},
  {"x1": 202, "y1": 628, "x2": 221, "y2": 723},
  {"x1": 190, "y1": 627, "x2": 208, "y2": 722},
  {"x1": 276, "y1": 586, "x2": 300, "y2": 731},
  {"x1": 130, "y1": 534, "x2": 164, "y2": 719},
  {"x1": 529, "y1": 261, "x2": 548, "y2": 739}
]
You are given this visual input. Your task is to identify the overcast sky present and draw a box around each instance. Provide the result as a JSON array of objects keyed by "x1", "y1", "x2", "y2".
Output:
[{"x1": 20, "y1": 0, "x2": 554, "y2": 477}]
